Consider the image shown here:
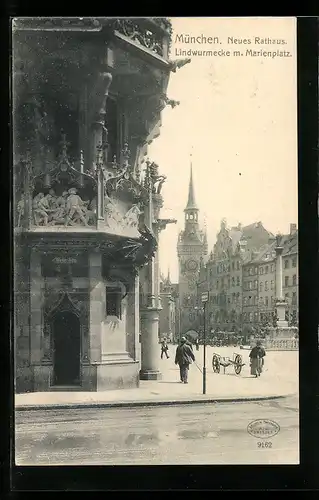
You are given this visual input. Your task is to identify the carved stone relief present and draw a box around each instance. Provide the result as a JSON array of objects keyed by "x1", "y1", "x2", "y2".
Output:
[{"x1": 32, "y1": 187, "x2": 96, "y2": 227}]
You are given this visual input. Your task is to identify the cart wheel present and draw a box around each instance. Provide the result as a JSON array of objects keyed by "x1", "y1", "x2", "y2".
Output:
[
  {"x1": 234, "y1": 354, "x2": 242, "y2": 375},
  {"x1": 212, "y1": 354, "x2": 220, "y2": 373}
]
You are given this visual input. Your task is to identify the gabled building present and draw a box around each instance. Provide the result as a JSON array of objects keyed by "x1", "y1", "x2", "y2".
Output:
[
  {"x1": 242, "y1": 224, "x2": 298, "y2": 333},
  {"x1": 205, "y1": 220, "x2": 273, "y2": 334}
]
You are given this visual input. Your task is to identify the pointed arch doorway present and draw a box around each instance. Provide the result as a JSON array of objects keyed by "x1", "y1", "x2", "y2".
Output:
[{"x1": 52, "y1": 310, "x2": 81, "y2": 386}]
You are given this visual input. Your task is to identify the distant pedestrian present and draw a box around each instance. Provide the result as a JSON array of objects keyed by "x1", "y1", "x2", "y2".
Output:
[
  {"x1": 195, "y1": 338, "x2": 199, "y2": 351},
  {"x1": 175, "y1": 336, "x2": 195, "y2": 384},
  {"x1": 160, "y1": 338, "x2": 169, "y2": 359},
  {"x1": 249, "y1": 340, "x2": 266, "y2": 377},
  {"x1": 186, "y1": 337, "x2": 193, "y2": 351}
]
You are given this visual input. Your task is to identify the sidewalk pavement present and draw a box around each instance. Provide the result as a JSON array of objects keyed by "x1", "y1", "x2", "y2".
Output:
[{"x1": 15, "y1": 346, "x2": 298, "y2": 411}]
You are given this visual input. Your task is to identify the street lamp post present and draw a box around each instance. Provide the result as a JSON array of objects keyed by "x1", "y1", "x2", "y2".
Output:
[{"x1": 201, "y1": 291, "x2": 209, "y2": 395}]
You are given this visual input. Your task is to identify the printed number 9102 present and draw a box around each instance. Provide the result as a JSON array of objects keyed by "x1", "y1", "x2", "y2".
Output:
[{"x1": 257, "y1": 442, "x2": 272, "y2": 448}]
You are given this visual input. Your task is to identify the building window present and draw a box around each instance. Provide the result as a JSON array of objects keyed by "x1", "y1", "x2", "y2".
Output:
[
  {"x1": 254, "y1": 280, "x2": 258, "y2": 289},
  {"x1": 285, "y1": 276, "x2": 289, "y2": 287},
  {"x1": 249, "y1": 281, "x2": 252, "y2": 290},
  {"x1": 236, "y1": 261, "x2": 240, "y2": 270},
  {"x1": 260, "y1": 267, "x2": 263, "y2": 275},
  {"x1": 106, "y1": 287, "x2": 122, "y2": 319},
  {"x1": 293, "y1": 275, "x2": 297, "y2": 286},
  {"x1": 232, "y1": 293, "x2": 235, "y2": 303},
  {"x1": 216, "y1": 280, "x2": 219, "y2": 289},
  {"x1": 265, "y1": 281, "x2": 269, "y2": 291},
  {"x1": 285, "y1": 293, "x2": 289, "y2": 301},
  {"x1": 254, "y1": 267, "x2": 258, "y2": 274},
  {"x1": 260, "y1": 281, "x2": 263, "y2": 292},
  {"x1": 265, "y1": 265, "x2": 269, "y2": 274},
  {"x1": 237, "y1": 277, "x2": 240, "y2": 286},
  {"x1": 243, "y1": 297, "x2": 247, "y2": 306},
  {"x1": 231, "y1": 277, "x2": 235, "y2": 286},
  {"x1": 254, "y1": 296, "x2": 258, "y2": 305},
  {"x1": 271, "y1": 264, "x2": 275, "y2": 272},
  {"x1": 232, "y1": 262, "x2": 235, "y2": 270},
  {"x1": 249, "y1": 312, "x2": 253, "y2": 322},
  {"x1": 265, "y1": 296, "x2": 269, "y2": 307},
  {"x1": 228, "y1": 278, "x2": 230, "y2": 288},
  {"x1": 189, "y1": 214, "x2": 194, "y2": 220},
  {"x1": 271, "y1": 280, "x2": 274, "y2": 290},
  {"x1": 284, "y1": 259, "x2": 289, "y2": 269},
  {"x1": 292, "y1": 292, "x2": 297, "y2": 305},
  {"x1": 228, "y1": 297, "x2": 231, "y2": 304},
  {"x1": 292, "y1": 257, "x2": 297, "y2": 267}
]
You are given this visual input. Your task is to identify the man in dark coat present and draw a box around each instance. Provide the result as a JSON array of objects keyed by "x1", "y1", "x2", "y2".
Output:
[
  {"x1": 249, "y1": 340, "x2": 266, "y2": 377},
  {"x1": 175, "y1": 336, "x2": 195, "y2": 384}
]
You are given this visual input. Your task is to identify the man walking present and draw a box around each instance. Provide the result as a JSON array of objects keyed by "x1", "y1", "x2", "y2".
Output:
[
  {"x1": 175, "y1": 336, "x2": 195, "y2": 384},
  {"x1": 160, "y1": 337, "x2": 169, "y2": 359}
]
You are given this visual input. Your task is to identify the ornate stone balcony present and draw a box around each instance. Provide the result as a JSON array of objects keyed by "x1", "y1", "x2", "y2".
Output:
[
  {"x1": 14, "y1": 137, "x2": 171, "y2": 268},
  {"x1": 13, "y1": 17, "x2": 173, "y2": 61}
]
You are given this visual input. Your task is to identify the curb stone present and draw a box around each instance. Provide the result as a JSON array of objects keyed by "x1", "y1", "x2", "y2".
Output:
[{"x1": 15, "y1": 393, "x2": 296, "y2": 411}]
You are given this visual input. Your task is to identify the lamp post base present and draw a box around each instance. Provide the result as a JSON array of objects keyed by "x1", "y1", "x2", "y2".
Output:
[
  {"x1": 140, "y1": 306, "x2": 162, "y2": 381},
  {"x1": 139, "y1": 369, "x2": 162, "y2": 381}
]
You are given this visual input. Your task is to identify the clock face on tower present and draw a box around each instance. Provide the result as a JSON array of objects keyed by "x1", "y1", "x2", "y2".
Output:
[{"x1": 186, "y1": 259, "x2": 198, "y2": 272}]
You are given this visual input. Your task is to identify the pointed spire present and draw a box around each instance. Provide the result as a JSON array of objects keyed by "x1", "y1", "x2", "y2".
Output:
[{"x1": 185, "y1": 153, "x2": 198, "y2": 211}]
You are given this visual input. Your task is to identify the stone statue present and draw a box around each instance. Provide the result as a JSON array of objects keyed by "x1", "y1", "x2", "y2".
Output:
[
  {"x1": 123, "y1": 204, "x2": 142, "y2": 228},
  {"x1": 17, "y1": 193, "x2": 25, "y2": 227},
  {"x1": 85, "y1": 198, "x2": 97, "y2": 225},
  {"x1": 33, "y1": 192, "x2": 49, "y2": 226},
  {"x1": 48, "y1": 191, "x2": 68, "y2": 225},
  {"x1": 64, "y1": 188, "x2": 88, "y2": 226},
  {"x1": 105, "y1": 196, "x2": 123, "y2": 230}
]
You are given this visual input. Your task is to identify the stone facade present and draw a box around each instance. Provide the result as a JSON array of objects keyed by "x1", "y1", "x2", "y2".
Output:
[
  {"x1": 159, "y1": 273, "x2": 177, "y2": 341},
  {"x1": 13, "y1": 17, "x2": 187, "y2": 393},
  {"x1": 194, "y1": 220, "x2": 298, "y2": 339}
]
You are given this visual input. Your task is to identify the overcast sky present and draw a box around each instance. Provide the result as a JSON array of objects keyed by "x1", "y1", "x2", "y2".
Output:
[{"x1": 148, "y1": 17, "x2": 297, "y2": 283}]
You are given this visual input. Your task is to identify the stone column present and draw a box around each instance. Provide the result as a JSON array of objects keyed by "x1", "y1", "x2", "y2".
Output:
[
  {"x1": 126, "y1": 274, "x2": 140, "y2": 361},
  {"x1": 139, "y1": 176, "x2": 162, "y2": 380},
  {"x1": 30, "y1": 249, "x2": 43, "y2": 365},
  {"x1": 91, "y1": 72, "x2": 112, "y2": 229},
  {"x1": 89, "y1": 251, "x2": 104, "y2": 363},
  {"x1": 275, "y1": 238, "x2": 288, "y2": 328}
]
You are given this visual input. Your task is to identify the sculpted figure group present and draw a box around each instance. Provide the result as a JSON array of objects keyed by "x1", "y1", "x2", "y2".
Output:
[
  {"x1": 28, "y1": 188, "x2": 142, "y2": 231},
  {"x1": 32, "y1": 188, "x2": 96, "y2": 226}
]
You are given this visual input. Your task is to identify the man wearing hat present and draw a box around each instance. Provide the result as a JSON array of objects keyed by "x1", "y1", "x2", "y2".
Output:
[
  {"x1": 249, "y1": 339, "x2": 266, "y2": 377},
  {"x1": 175, "y1": 336, "x2": 196, "y2": 384}
]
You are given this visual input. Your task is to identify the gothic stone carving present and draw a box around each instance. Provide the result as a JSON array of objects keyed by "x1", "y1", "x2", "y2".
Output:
[
  {"x1": 111, "y1": 19, "x2": 164, "y2": 57},
  {"x1": 32, "y1": 188, "x2": 96, "y2": 227}
]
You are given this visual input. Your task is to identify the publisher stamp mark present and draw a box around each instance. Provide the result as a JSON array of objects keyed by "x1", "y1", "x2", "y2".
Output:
[{"x1": 247, "y1": 419, "x2": 280, "y2": 440}]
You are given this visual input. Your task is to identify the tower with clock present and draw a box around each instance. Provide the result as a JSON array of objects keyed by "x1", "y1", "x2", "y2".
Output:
[{"x1": 177, "y1": 162, "x2": 208, "y2": 337}]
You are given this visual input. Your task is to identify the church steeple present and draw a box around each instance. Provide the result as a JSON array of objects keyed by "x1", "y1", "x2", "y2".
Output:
[
  {"x1": 185, "y1": 163, "x2": 198, "y2": 211},
  {"x1": 184, "y1": 154, "x2": 199, "y2": 226}
]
